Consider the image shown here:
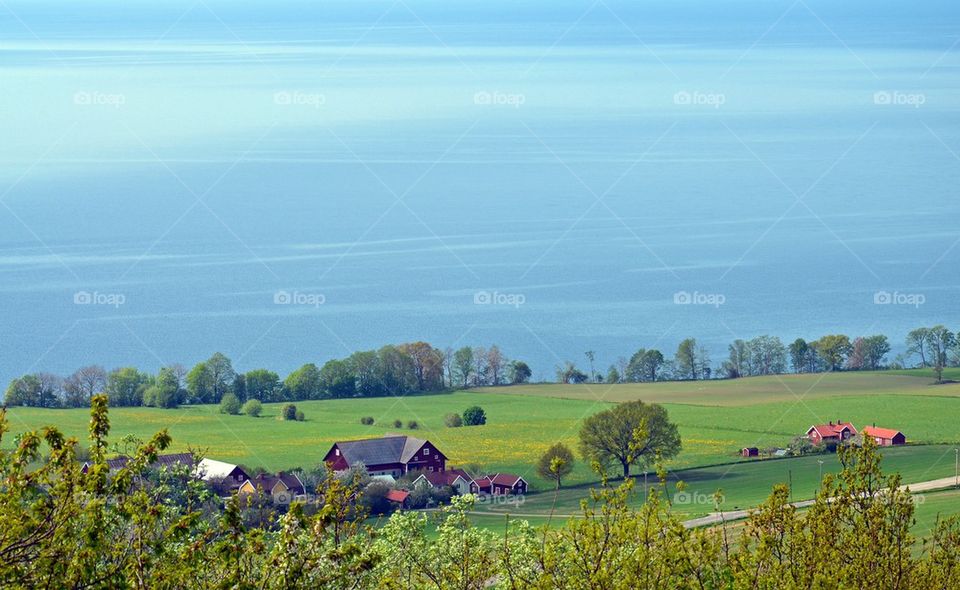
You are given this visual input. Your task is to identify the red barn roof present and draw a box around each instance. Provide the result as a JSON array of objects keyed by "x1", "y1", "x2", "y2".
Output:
[
  {"x1": 863, "y1": 426, "x2": 904, "y2": 440},
  {"x1": 418, "y1": 468, "x2": 474, "y2": 487},
  {"x1": 386, "y1": 489, "x2": 409, "y2": 503},
  {"x1": 489, "y1": 473, "x2": 526, "y2": 487},
  {"x1": 807, "y1": 421, "x2": 857, "y2": 438}
]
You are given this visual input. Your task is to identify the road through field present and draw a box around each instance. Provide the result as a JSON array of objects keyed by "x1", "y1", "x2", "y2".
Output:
[{"x1": 681, "y1": 475, "x2": 960, "y2": 528}]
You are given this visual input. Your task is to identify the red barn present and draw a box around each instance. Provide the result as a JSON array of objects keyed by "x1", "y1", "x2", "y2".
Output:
[
  {"x1": 476, "y1": 473, "x2": 528, "y2": 496},
  {"x1": 863, "y1": 426, "x2": 906, "y2": 446},
  {"x1": 806, "y1": 421, "x2": 857, "y2": 446},
  {"x1": 323, "y1": 435, "x2": 447, "y2": 478}
]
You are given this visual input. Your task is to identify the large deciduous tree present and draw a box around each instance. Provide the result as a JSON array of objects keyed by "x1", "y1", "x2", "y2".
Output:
[
  {"x1": 813, "y1": 335, "x2": 852, "y2": 371},
  {"x1": 579, "y1": 400, "x2": 681, "y2": 478}
]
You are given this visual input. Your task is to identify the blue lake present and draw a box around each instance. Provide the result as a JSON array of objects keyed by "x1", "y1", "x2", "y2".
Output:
[{"x1": 0, "y1": 0, "x2": 958, "y2": 384}]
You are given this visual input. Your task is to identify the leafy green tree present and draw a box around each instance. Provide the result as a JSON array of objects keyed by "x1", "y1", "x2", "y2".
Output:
[
  {"x1": 814, "y1": 334, "x2": 852, "y2": 371},
  {"x1": 537, "y1": 442, "x2": 575, "y2": 489},
  {"x1": 242, "y1": 399, "x2": 262, "y2": 417},
  {"x1": 625, "y1": 349, "x2": 664, "y2": 382},
  {"x1": 245, "y1": 369, "x2": 281, "y2": 402},
  {"x1": 508, "y1": 360, "x2": 533, "y2": 384},
  {"x1": 186, "y1": 361, "x2": 212, "y2": 404},
  {"x1": 4, "y1": 375, "x2": 41, "y2": 407},
  {"x1": 377, "y1": 344, "x2": 417, "y2": 395},
  {"x1": 104, "y1": 367, "x2": 150, "y2": 407},
  {"x1": 219, "y1": 392, "x2": 241, "y2": 415},
  {"x1": 453, "y1": 347, "x2": 474, "y2": 388},
  {"x1": 284, "y1": 362, "x2": 322, "y2": 400},
  {"x1": 789, "y1": 338, "x2": 812, "y2": 372},
  {"x1": 143, "y1": 367, "x2": 180, "y2": 408},
  {"x1": 674, "y1": 339, "x2": 701, "y2": 380},
  {"x1": 579, "y1": 400, "x2": 681, "y2": 478},
  {"x1": 319, "y1": 359, "x2": 356, "y2": 398},
  {"x1": 462, "y1": 406, "x2": 486, "y2": 426}
]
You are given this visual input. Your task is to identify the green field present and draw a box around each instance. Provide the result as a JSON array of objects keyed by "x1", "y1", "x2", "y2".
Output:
[
  {"x1": 4, "y1": 369, "x2": 960, "y2": 502},
  {"x1": 472, "y1": 444, "x2": 960, "y2": 520}
]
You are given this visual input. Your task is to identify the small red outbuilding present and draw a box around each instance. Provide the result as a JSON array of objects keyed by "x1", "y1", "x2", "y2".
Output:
[{"x1": 862, "y1": 426, "x2": 906, "y2": 446}]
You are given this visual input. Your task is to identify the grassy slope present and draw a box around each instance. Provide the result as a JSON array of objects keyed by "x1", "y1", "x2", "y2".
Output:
[
  {"x1": 478, "y1": 369, "x2": 960, "y2": 405},
  {"x1": 474, "y1": 444, "x2": 960, "y2": 519},
  {"x1": 2, "y1": 392, "x2": 608, "y2": 482},
  {"x1": 4, "y1": 370, "x2": 959, "y2": 495}
]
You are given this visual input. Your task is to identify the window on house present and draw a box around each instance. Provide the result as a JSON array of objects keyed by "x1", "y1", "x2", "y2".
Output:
[
  {"x1": 334, "y1": 449, "x2": 340, "y2": 456},
  {"x1": 423, "y1": 448, "x2": 429, "y2": 455}
]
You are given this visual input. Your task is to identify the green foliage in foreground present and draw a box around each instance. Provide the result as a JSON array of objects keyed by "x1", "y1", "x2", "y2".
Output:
[{"x1": 3, "y1": 397, "x2": 960, "y2": 589}]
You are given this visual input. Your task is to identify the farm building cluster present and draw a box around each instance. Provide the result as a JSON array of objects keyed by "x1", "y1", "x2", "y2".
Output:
[
  {"x1": 84, "y1": 434, "x2": 527, "y2": 509},
  {"x1": 740, "y1": 421, "x2": 907, "y2": 458},
  {"x1": 805, "y1": 421, "x2": 906, "y2": 447}
]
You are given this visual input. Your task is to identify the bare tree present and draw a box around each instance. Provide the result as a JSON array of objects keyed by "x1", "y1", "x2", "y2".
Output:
[
  {"x1": 64, "y1": 365, "x2": 107, "y2": 407},
  {"x1": 472, "y1": 346, "x2": 488, "y2": 386},
  {"x1": 486, "y1": 345, "x2": 504, "y2": 385}
]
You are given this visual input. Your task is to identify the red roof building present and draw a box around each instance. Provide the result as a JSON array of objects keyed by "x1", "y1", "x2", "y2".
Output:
[
  {"x1": 412, "y1": 468, "x2": 478, "y2": 495},
  {"x1": 863, "y1": 426, "x2": 906, "y2": 446},
  {"x1": 806, "y1": 421, "x2": 857, "y2": 446},
  {"x1": 385, "y1": 489, "x2": 410, "y2": 506},
  {"x1": 323, "y1": 435, "x2": 447, "y2": 478},
  {"x1": 475, "y1": 473, "x2": 528, "y2": 496}
]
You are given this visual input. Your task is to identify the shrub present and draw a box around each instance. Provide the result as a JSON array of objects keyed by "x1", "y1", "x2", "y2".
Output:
[
  {"x1": 444, "y1": 413, "x2": 463, "y2": 428},
  {"x1": 219, "y1": 393, "x2": 241, "y2": 415},
  {"x1": 295, "y1": 409, "x2": 305, "y2": 422},
  {"x1": 360, "y1": 416, "x2": 375, "y2": 425},
  {"x1": 242, "y1": 399, "x2": 262, "y2": 417},
  {"x1": 280, "y1": 404, "x2": 297, "y2": 421},
  {"x1": 407, "y1": 420, "x2": 419, "y2": 430},
  {"x1": 462, "y1": 406, "x2": 486, "y2": 426},
  {"x1": 392, "y1": 419, "x2": 403, "y2": 429}
]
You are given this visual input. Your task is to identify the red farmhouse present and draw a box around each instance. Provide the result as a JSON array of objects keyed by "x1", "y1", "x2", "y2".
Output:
[
  {"x1": 323, "y1": 435, "x2": 447, "y2": 478},
  {"x1": 475, "y1": 473, "x2": 528, "y2": 496},
  {"x1": 863, "y1": 426, "x2": 906, "y2": 446},
  {"x1": 806, "y1": 421, "x2": 857, "y2": 446}
]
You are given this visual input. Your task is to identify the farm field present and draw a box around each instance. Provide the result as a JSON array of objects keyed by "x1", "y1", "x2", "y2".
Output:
[
  {"x1": 4, "y1": 370, "x2": 960, "y2": 494},
  {"x1": 473, "y1": 444, "x2": 960, "y2": 520},
  {"x1": 480, "y1": 369, "x2": 960, "y2": 406}
]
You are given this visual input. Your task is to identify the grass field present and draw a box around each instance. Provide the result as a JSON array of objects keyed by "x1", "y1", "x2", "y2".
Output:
[
  {"x1": 472, "y1": 444, "x2": 960, "y2": 519},
  {"x1": 4, "y1": 369, "x2": 960, "y2": 498},
  {"x1": 701, "y1": 486, "x2": 960, "y2": 550}
]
